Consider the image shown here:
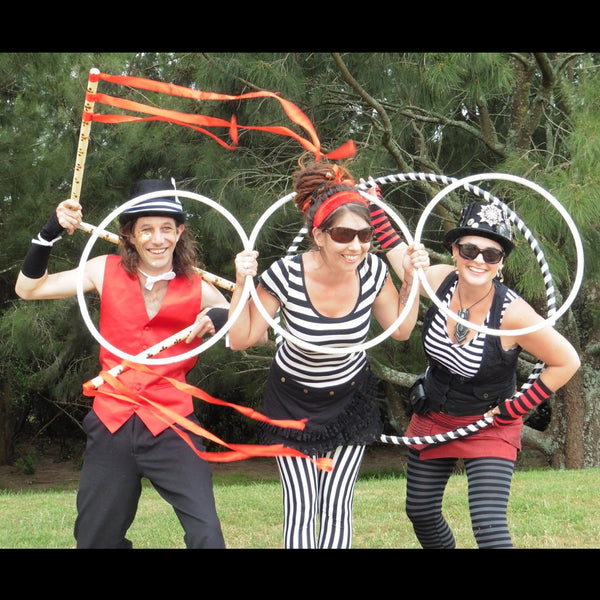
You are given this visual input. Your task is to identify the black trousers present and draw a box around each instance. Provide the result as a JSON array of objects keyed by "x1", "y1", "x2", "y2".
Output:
[{"x1": 74, "y1": 410, "x2": 225, "y2": 549}]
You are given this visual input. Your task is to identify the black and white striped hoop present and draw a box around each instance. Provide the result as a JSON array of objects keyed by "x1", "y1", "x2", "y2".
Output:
[
  {"x1": 380, "y1": 416, "x2": 494, "y2": 448},
  {"x1": 256, "y1": 172, "x2": 582, "y2": 448},
  {"x1": 366, "y1": 172, "x2": 582, "y2": 447}
]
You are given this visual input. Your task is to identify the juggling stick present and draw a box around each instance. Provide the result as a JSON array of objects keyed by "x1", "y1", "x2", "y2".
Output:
[
  {"x1": 69, "y1": 69, "x2": 234, "y2": 293},
  {"x1": 70, "y1": 68, "x2": 100, "y2": 205},
  {"x1": 85, "y1": 323, "x2": 199, "y2": 389}
]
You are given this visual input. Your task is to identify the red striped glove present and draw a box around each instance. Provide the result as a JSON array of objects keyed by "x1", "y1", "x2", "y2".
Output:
[
  {"x1": 494, "y1": 379, "x2": 552, "y2": 427},
  {"x1": 369, "y1": 186, "x2": 402, "y2": 250}
]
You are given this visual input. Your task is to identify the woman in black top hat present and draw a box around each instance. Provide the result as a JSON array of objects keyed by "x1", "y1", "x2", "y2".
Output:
[{"x1": 397, "y1": 201, "x2": 580, "y2": 548}]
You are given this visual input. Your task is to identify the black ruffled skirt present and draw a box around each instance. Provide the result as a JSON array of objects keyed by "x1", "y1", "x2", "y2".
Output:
[{"x1": 258, "y1": 361, "x2": 383, "y2": 455}]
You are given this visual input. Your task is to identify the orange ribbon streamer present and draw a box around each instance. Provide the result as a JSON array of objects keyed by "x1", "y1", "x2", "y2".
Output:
[
  {"x1": 85, "y1": 70, "x2": 356, "y2": 162},
  {"x1": 83, "y1": 369, "x2": 332, "y2": 471},
  {"x1": 75, "y1": 68, "x2": 353, "y2": 473},
  {"x1": 83, "y1": 359, "x2": 306, "y2": 431}
]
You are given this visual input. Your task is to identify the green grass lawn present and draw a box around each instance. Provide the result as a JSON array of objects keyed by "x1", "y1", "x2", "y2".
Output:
[{"x1": 1, "y1": 467, "x2": 599, "y2": 549}]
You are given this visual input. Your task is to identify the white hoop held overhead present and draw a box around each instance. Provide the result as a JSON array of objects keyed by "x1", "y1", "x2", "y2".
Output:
[
  {"x1": 413, "y1": 172, "x2": 584, "y2": 337},
  {"x1": 247, "y1": 191, "x2": 419, "y2": 355},
  {"x1": 77, "y1": 189, "x2": 252, "y2": 365}
]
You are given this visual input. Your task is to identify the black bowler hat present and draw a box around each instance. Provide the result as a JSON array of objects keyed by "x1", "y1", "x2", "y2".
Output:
[
  {"x1": 119, "y1": 178, "x2": 185, "y2": 225},
  {"x1": 444, "y1": 201, "x2": 514, "y2": 256}
]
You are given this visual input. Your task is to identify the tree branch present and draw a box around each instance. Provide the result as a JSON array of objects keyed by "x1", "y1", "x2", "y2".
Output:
[{"x1": 331, "y1": 52, "x2": 411, "y2": 172}]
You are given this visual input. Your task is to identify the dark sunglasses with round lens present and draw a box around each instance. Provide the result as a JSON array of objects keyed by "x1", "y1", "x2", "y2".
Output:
[
  {"x1": 455, "y1": 241, "x2": 504, "y2": 264},
  {"x1": 323, "y1": 226, "x2": 374, "y2": 244}
]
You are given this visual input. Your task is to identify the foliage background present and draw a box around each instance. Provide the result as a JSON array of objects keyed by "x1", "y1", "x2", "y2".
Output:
[{"x1": 1, "y1": 52, "x2": 598, "y2": 468}]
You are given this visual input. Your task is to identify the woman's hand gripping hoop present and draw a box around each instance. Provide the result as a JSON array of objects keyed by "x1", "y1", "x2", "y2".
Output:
[
  {"x1": 247, "y1": 191, "x2": 419, "y2": 355},
  {"x1": 77, "y1": 189, "x2": 254, "y2": 366}
]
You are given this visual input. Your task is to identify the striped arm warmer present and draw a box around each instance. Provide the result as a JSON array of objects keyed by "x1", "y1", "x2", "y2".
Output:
[
  {"x1": 494, "y1": 378, "x2": 552, "y2": 427},
  {"x1": 369, "y1": 187, "x2": 402, "y2": 250}
]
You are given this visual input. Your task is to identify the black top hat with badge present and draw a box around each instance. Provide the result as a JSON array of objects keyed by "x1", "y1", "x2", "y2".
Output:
[
  {"x1": 119, "y1": 178, "x2": 186, "y2": 225},
  {"x1": 443, "y1": 201, "x2": 514, "y2": 256}
]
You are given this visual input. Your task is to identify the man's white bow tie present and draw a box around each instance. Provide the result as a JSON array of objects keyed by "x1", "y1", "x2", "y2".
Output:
[{"x1": 138, "y1": 269, "x2": 176, "y2": 290}]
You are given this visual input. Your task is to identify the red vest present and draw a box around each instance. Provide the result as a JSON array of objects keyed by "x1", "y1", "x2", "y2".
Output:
[{"x1": 95, "y1": 255, "x2": 203, "y2": 435}]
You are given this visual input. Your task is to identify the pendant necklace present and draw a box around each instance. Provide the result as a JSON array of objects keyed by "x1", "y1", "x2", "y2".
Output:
[{"x1": 454, "y1": 283, "x2": 493, "y2": 344}]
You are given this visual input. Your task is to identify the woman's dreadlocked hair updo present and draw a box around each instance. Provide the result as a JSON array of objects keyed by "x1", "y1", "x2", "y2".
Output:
[{"x1": 292, "y1": 157, "x2": 368, "y2": 235}]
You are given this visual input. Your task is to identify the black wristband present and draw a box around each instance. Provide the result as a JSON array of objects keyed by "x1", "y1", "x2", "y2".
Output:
[
  {"x1": 21, "y1": 243, "x2": 52, "y2": 279},
  {"x1": 39, "y1": 212, "x2": 65, "y2": 243},
  {"x1": 20, "y1": 212, "x2": 66, "y2": 278},
  {"x1": 207, "y1": 307, "x2": 228, "y2": 332}
]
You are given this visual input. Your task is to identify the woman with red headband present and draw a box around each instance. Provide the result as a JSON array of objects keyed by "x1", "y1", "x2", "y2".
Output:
[{"x1": 228, "y1": 158, "x2": 429, "y2": 548}]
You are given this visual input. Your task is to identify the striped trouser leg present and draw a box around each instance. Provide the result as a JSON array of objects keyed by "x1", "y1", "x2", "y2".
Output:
[
  {"x1": 464, "y1": 457, "x2": 515, "y2": 548},
  {"x1": 276, "y1": 454, "x2": 320, "y2": 548},
  {"x1": 276, "y1": 445, "x2": 365, "y2": 549},
  {"x1": 405, "y1": 450, "x2": 457, "y2": 548},
  {"x1": 318, "y1": 445, "x2": 365, "y2": 549}
]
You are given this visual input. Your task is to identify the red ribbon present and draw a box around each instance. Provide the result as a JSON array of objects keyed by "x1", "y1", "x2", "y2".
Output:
[
  {"x1": 85, "y1": 359, "x2": 306, "y2": 431},
  {"x1": 84, "y1": 71, "x2": 356, "y2": 163},
  {"x1": 83, "y1": 366, "x2": 333, "y2": 471}
]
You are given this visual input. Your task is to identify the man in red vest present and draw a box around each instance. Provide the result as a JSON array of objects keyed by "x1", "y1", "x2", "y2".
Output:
[{"x1": 15, "y1": 179, "x2": 229, "y2": 548}]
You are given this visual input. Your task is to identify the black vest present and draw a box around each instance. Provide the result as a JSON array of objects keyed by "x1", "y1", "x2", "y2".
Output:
[{"x1": 422, "y1": 272, "x2": 521, "y2": 416}]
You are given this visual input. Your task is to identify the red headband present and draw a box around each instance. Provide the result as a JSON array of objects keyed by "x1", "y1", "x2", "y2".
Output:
[{"x1": 313, "y1": 190, "x2": 367, "y2": 228}]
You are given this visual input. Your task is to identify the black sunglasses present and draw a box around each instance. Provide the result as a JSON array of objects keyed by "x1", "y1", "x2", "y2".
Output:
[
  {"x1": 323, "y1": 226, "x2": 374, "y2": 244},
  {"x1": 455, "y1": 242, "x2": 505, "y2": 264}
]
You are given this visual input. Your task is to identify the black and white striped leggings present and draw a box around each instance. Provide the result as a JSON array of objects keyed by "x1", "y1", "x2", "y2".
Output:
[
  {"x1": 275, "y1": 445, "x2": 365, "y2": 549},
  {"x1": 406, "y1": 450, "x2": 515, "y2": 548}
]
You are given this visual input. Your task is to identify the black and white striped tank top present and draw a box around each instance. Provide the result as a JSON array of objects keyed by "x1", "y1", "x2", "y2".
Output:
[
  {"x1": 259, "y1": 253, "x2": 388, "y2": 388},
  {"x1": 424, "y1": 278, "x2": 518, "y2": 378}
]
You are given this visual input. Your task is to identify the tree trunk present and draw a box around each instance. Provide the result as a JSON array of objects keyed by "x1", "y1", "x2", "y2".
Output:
[
  {"x1": 562, "y1": 371, "x2": 586, "y2": 469},
  {"x1": 0, "y1": 377, "x2": 16, "y2": 465}
]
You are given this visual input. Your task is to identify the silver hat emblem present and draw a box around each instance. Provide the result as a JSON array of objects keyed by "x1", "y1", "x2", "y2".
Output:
[{"x1": 477, "y1": 204, "x2": 506, "y2": 227}]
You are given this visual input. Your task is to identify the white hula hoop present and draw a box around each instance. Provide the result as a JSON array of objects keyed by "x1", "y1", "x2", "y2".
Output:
[
  {"x1": 414, "y1": 172, "x2": 584, "y2": 337},
  {"x1": 76, "y1": 189, "x2": 252, "y2": 365},
  {"x1": 246, "y1": 191, "x2": 419, "y2": 354}
]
